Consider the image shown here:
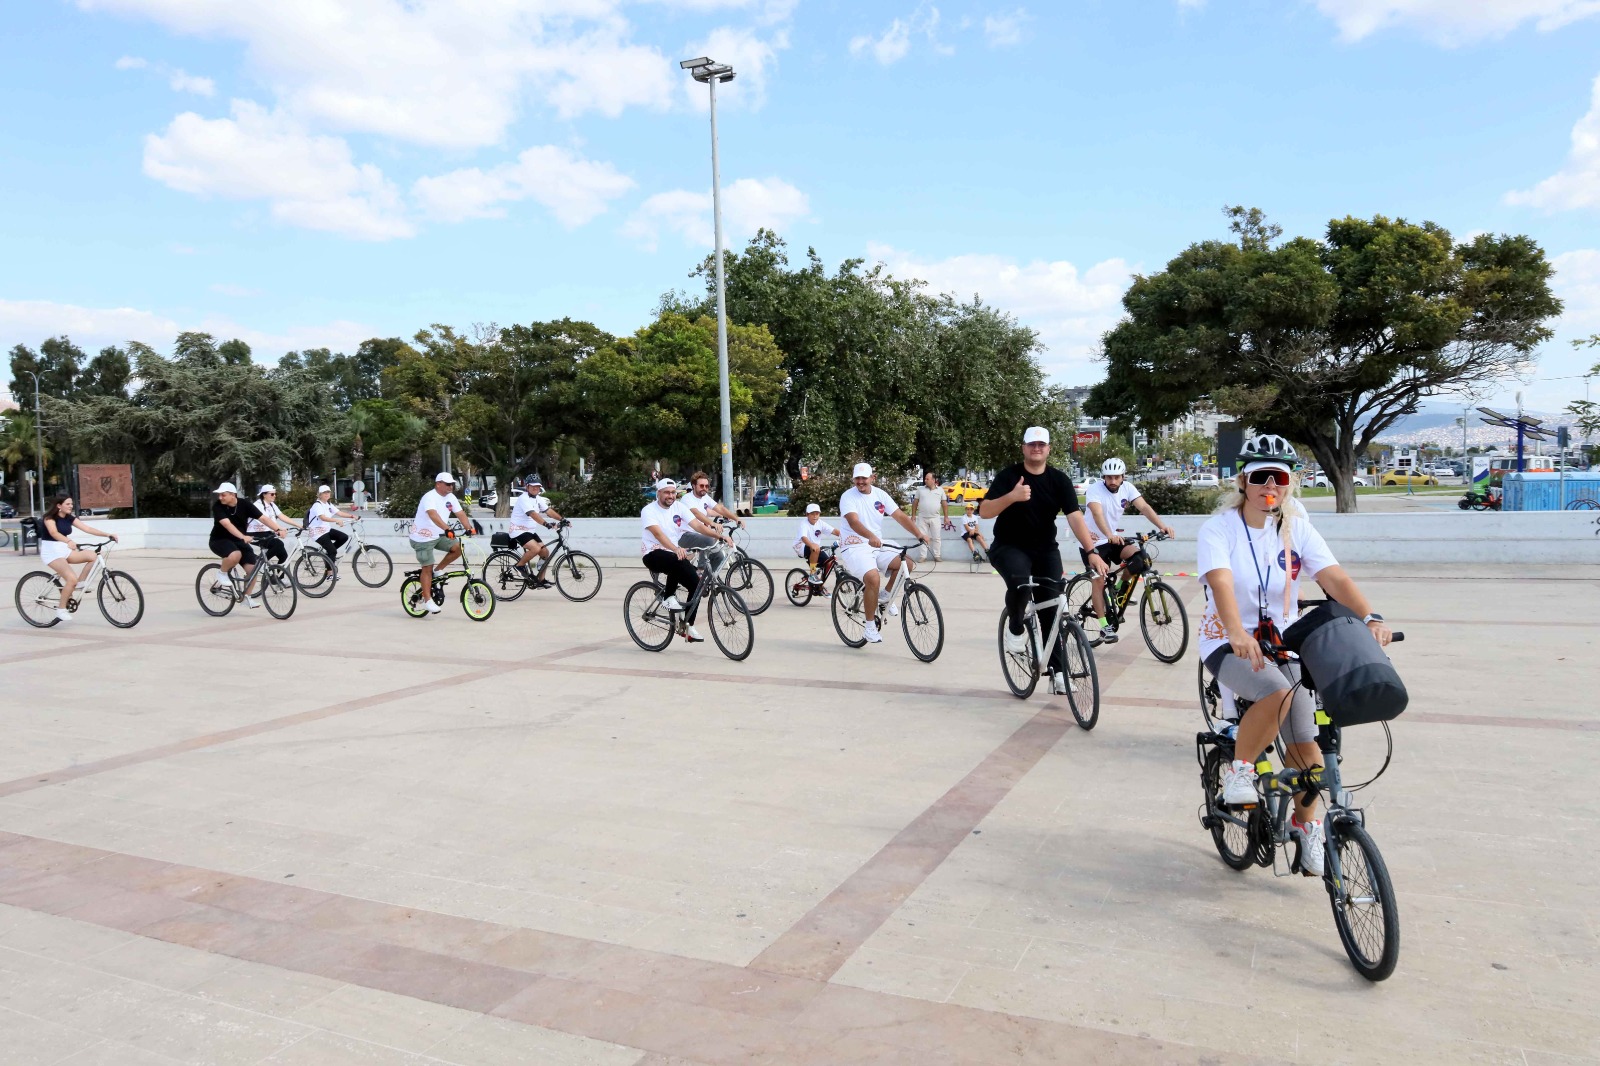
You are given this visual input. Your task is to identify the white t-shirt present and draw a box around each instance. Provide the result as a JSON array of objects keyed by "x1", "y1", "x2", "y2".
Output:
[
  {"x1": 961, "y1": 512, "x2": 981, "y2": 533},
  {"x1": 306, "y1": 500, "x2": 339, "y2": 536},
  {"x1": 1084, "y1": 480, "x2": 1142, "y2": 546},
  {"x1": 641, "y1": 499, "x2": 695, "y2": 555},
  {"x1": 1196, "y1": 508, "x2": 1338, "y2": 662},
  {"x1": 248, "y1": 500, "x2": 285, "y2": 534},
  {"x1": 912, "y1": 485, "x2": 944, "y2": 517},
  {"x1": 509, "y1": 493, "x2": 550, "y2": 534},
  {"x1": 839, "y1": 486, "x2": 899, "y2": 547},
  {"x1": 411, "y1": 490, "x2": 464, "y2": 542},
  {"x1": 794, "y1": 516, "x2": 840, "y2": 552},
  {"x1": 684, "y1": 492, "x2": 721, "y2": 522}
]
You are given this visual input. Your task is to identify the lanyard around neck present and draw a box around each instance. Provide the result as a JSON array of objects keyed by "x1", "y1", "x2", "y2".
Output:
[{"x1": 1240, "y1": 510, "x2": 1272, "y2": 623}]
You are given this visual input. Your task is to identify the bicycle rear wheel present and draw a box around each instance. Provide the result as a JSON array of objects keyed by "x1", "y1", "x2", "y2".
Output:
[
  {"x1": 831, "y1": 575, "x2": 868, "y2": 648},
  {"x1": 1327, "y1": 819, "x2": 1400, "y2": 981},
  {"x1": 97, "y1": 571, "x2": 145, "y2": 628},
  {"x1": 1061, "y1": 620, "x2": 1100, "y2": 730},
  {"x1": 624, "y1": 580, "x2": 674, "y2": 651},
  {"x1": 461, "y1": 578, "x2": 495, "y2": 621},
  {"x1": 482, "y1": 550, "x2": 528, "y2": 602},
  {"x1": 997, "y1": 610, "x2": 1039, "y2": 698},
  {"x1": 784, "y1": 568, "x2": 813, "y2": 607},
  {"x1": 292, "y1": 551, "x2": 336, "y2": 598},
  {"x1": 352, "y1": 545, "x2": 393, "y2": 587},
  {"x1": 555, "y1": 551, "x2": 603, "y2": 602},
  {"x1": 728, "y1": 557, "x2": 774, "y2": 615},
  {"x1": 399, "y1": 576, "x2": 429, "y2": 618},
  {"x1": 707, "y1": 587, "x2": 754, "y2": 661},
  {"x1": 195, "y1": 564, "x2": 236, "y2": 617},
  {"x1": 1202, "y1": 746, "x2": 1253, "y2": 870},
  {"x1": 901, "y1": 584, "x2": 944, "y2": 662},
  {"x1": 15, "y1": 572, "x2": 61, "y2": 628},
  {"x1": 1063, "y1": 573, "x2": 1102, "y2": 647},
  {"x1": 1138, "y1": 580, "x2": 1189, "y2": 663},
  {"x1": 261, "y1": 565, "x2": 297, "y2": 619}
]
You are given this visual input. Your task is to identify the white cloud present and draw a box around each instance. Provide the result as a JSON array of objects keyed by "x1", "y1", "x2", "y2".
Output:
[
  {"x1": 144, "y1": 100, "x2": 413, "y2": 241},
  {"x1": 114, "y1": 55, "x2": 148, "y2": 70},
  {"x1": 114, "y1": 54, "x2": 214, "y2": 96},
  {"x1": 983, "y1": 9, "x2": 1028, "y2": 46},
  {"x1": 624, "y1": 177, "x2": 809, "y2": 249},
  {"x1": 1506, "y1": 74, "x2": 1600, "y2": 212},
  {"x1": 413, "y1": 146, "x2": 635, "y2": 227},
  {"x1": 850, "y1": 5, "x2": 951, "y2": 65},
  {"x1": 209, "y1": 283, "x2": 262, "y2": 297},
  {"x1": 681, "y1": 24, "x2": 789, "y2": 111},
  {"x1": 868, "y1": 243, "x2": 1134, "y2": 379},
  {"x1": 1552, "y1": 249, "x2": 1600, "y2": 333},
  {"x1": 1313, "y1": 0, "x2": 1600, "y2": 44}
]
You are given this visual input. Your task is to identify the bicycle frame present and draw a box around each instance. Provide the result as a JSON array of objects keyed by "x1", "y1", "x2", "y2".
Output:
[
  {"x1": 1014, "y1": 575, "x2": 1070, "y2": 667},
  {"x1": 46, "y1": 541, "x2": 113, "y2": 603}
]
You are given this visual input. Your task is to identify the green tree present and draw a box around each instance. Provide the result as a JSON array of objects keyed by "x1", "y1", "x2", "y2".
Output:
[
  {"x1": 0, "y1": 411, "x2": 49, "y2": 512},
  {"x1": 1564, "y1": 336, "x2": 1600, "y2": 442},
  {"x1": 1088, "y1": 207, "x2": 1560, "y2": 511}
]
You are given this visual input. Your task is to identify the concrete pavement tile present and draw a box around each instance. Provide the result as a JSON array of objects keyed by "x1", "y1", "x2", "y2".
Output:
[
  {"x1": 82, "y1": 929, "x2": 244, "y2": 991},
  {"x1": 491, "y1": 893, "x2": 663, "y2": 944},
  {"x1": 868, "y1": 915, "x2": 1036, "y2": 969},
  {"x1": 570, "y1": 946, "x2": 822, "y2": 1022},
  {"x1": 0, "y1": 907, "x2": 139, "y2": 961},
  {"x1": 831, "y1": 946, "x2": 972, "y2": 1002},
  {"x1": 321, "y1": 942, "x2": 532, "y2": 1014},
  {"x1": 185, "y1": 958, "x2": 344, "y2": 1016},
  {"x1": 0, "y1": 945, "x2": 126, "y2": 1017},
  {"x1": 0, "y1": 1005, "x2": 104, "y2": 1065},
  {"x1": 52, "y1": 1040, "x2": 191, "y2": 1065},
  {"x1": 624, "y1": 916, "x2": 777, "y2": 966},
  {"x1": 287, "y1": 983, "x2": 477, "y2": 1053},
  {"x1": 259, "y1": 1032, "x2": 433, "y2": 1065},
  {"x1": 425, "y1": 1014, "x2": 643, "y2": 1066}
]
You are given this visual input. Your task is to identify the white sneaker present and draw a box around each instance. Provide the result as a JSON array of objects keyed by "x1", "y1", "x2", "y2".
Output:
[
  {"x1": 1003, "y1": 626, "x2": 1028, "y2": 655},
  {"x1": 863, "y1": 621, "x2": 883, "y2": 644},
  {"x1": 1293, "y1": 817, "x2": 1326, "y2": 877},
  {"x1": 1221, "y1": 760, "x2": 1259, "y2": 805},
  {"x1": 246, "y1": 596, "x2": 262, "y2": 609},
  {"x1": 210, "y1": 577, "x2": 228, "y2": 593},
  {"x1": 54, "y1": 608, "x2": 73, "y2": 623},
  {"x1": 1100, "y1": 621, "x2": 1119, "y2": 644},
  {"x1": 422, "y1": 600, "x2": 442, "y2": 615},
  {"x1": 1049, "y1": 671, "x2": 1067, "y2": 695},
  {"x1": 684, "y1": 625, "x2": 705, "y2": 642},
  {"x1": 661, "y1": 595, "x2": 684, "y2": 612},
  {"x1": 886, "y1": 602, "x2": 899, "y2": 617}
]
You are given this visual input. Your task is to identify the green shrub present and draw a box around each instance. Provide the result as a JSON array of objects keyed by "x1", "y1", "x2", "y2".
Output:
[
  {"x1": 563, "y1": 467, "x2": 649, "y2": 517},
  {"x1": 1132, "y1": 477, "x2": 1223, "y2": 515},
  {"x1": 785, "y1": 472, "x2": 855, "y2": 517},
  {"x1": 110, "y1": 485, "x2": 210, "y2": 519},
  {"x1": 380, "y1": 469, "x2": 432, "y2": 523},
  {"x1": 276, "y1": 484, "x2": 317, "y2": 520}
]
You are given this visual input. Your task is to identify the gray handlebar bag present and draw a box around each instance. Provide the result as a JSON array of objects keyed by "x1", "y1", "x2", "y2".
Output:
[{"x1": 1282, "y1": 601, "x2": 1408, "y2": 727}]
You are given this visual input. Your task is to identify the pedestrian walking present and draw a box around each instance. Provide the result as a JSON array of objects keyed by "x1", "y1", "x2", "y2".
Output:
[{"x1": 912, "y1": 471, "x2": 951, "y2": 561}]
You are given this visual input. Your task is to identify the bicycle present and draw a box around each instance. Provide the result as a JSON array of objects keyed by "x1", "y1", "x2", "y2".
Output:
[
  {"x1": 291, "y1": 516, "x2": 394, "y2": 592},
  {"x1": 274, "y1": 529, "x2": 337, "y2": 600},
  {"x1": 1064, "y1": 531, "x2": 1188, "y2": 663},
  {"x1": 1196, "y1": 613, "x2": 1406, "y2": 981},
  {"x1": 14, "y1": 540, "x2": 145, "y2": 629},
  {"x1": 996, "y1": 574, "x2": 1100, "y2": 727},
  {"x1": 830, "y1": 544, "x2": 944, "y2": 661},
  {"x1": 623, "y1": 544, "x2": 753, "y2": 660},
  {"x1": 965, "y1": 536, "x2": 990, "y2": 574},
  {"x1": 713, "y1": 517, "x2": 773, "y2": 614},
  {"x1": 481, "y1": 519, "x2": 603, "y2": 603},
  {"x1": 399, "y1": 524, "x2": 495, "y2": 621},
  {"x1": 196, "y1": 547, "x2": 298, "y2": 620},
  {"x1": 784, "y1": 542, "x2": 839, "y2": 607}
]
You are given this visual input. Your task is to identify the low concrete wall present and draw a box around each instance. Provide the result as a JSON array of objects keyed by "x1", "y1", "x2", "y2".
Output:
[{"x1": 77, "y1": 508, "x2": 1600, "y2": 566}]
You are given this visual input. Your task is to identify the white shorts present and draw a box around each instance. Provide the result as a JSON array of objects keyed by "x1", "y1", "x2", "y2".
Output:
[
  {"x1": 40, "y1": 540, "x2": 71, "y2": 565},
  {"x1": 838, "y1": 543, "x2": 899, "y2": 581}
]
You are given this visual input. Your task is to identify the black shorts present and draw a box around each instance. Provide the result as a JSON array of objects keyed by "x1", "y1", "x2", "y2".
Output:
[
  {"x1": 961, "y1": 529, "x2": 981, "y2": 541},
  {"x1": 510, "y1": 531, "x2": 542, "y2": 548},
  {"x1": 1078, "y1": 542, "x2": 1123, "y2": 570},
  {"x1": 209, "y1": 535, "x2": 256, "y2": 566}
]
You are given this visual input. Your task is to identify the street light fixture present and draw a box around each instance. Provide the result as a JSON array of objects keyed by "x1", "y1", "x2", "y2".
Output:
[
  {"x1": 22, "y1": 370, "x2": 44, "y2": 516},
  {"x1": 681, "y1": 55, "x2": 737, "y2": 510}
]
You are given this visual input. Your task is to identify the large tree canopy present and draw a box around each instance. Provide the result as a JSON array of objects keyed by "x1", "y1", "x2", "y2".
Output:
[{"x1": 1087, "y1": 208, "x2": 1561, "y2": 510}]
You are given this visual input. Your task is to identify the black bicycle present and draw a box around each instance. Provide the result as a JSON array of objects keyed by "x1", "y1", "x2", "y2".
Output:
[
  {"x1": 1064, "y1": 531, "x2": 1188, "y2": 663},
  {"x1": 481, "y1": 519, "x2": 603, "y2": 603},
  {"x1": 831, "y1": 543, "x2": 944, "y2": 661},
  {"x1": 623, "y1": 544, "x2": 753, "y2": 660}
]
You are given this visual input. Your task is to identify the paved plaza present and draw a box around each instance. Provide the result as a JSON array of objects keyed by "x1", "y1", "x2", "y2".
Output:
[{"x1": 0, "y1": 549, "x2": 1596, "y2": 1065}]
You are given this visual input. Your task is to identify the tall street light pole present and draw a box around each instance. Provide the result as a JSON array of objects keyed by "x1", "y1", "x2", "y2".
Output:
[
  {"x1": 681, "y1": 56, "x2": 737, "y2": 511},
  {"x1": 23, "y1": 369, "x2": 44, "y2": 516}
]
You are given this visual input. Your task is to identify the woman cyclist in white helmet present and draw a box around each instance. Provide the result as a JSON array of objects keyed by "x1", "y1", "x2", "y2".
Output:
[
  {"x1": 1194, "y1": 434, "x2": 1391, "y2": 877},
  {"x1": 1081, "y1": 456, "x2": 1174, "y2": 642}
]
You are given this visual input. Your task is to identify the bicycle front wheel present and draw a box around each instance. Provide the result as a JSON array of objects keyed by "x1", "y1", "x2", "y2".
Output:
[
  {"x1": 831, "y1": 575, "x2": 868, "y2": 648},
  {"x1": 1063, "y1": 573, "x2": 1102, "y2": 647},
  {"x1": 261, "y1": 565, "x2": 297, "y2": 619},
  {"x1": 623, "y1": 580, "x2": 673, "y2": 651},
  {"x1": 900, "y1": 584, "x2": 944, "y2": 662},
  {"x1": 15, "y1": 572, "x2": 61, "y2": 628},
  {"x1": 707, "y1": 587, "x2": 754, "y2": 661},
  {"x1": 998, "y1": 610, "x2": 1039, "y2": 699},
  {"x1": 97, "y1": 571, "x2": 145, "y2": 628},
  {"x1": 195, "y1": 564, "x2": 236, "y2": 617},
  {"x1": 728, "y1": 557, "x2": 774, "y2": 615},
  {"x1": 1061, "y1": 620, "x2": 1100, "y2": 730},
  {"x1": 784, "y1": 568, "x2": 813, "y2": 607},
  {"x1": 1327, "y1": 818, "x2": 1401, "y2": 982},
  {"x1": 1138, "y1": 580, "x2": 1189, "y2": 663},
  {"x1": 352, "y1": 545, "x2": 393, "y2": 587},
  {"x1": 461, "y1": 579, "x2": 495, "y2": 621},
  {"x1": 482, "y1": 551, "x2": 528, "y2": 602},
  {"x1": 555, "y1": 551, "x2": 603, "y2": 602},
  {"x1": 292, "y1": 551, "x2": 336, "y2": 598}
]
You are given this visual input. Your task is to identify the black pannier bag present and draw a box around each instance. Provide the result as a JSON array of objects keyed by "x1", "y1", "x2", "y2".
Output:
[
  {"x1": 1282, "y1": 601, "x2": 1408, "y2": 727},
  {"x1": 490, "y1": 531, "x2": 511, "y2": 548}
]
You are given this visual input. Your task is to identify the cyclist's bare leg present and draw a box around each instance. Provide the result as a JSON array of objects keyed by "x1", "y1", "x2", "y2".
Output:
[
  {"x1": 531, "y1": 542, "x2": 552, "y2": 578},
  {"x1": 883, "y1": 555, "x2": 908, "y2": 599},
  {"x1": 1232, "y1": 689, "x2": 1297, "y2": 765},
  {"x1": 46, "y1": 557, "x2": 79, "y2": 607},
  {"x1": 515, "y1": 542, "x2": 540, "y2": 568},
  {"x1": 862, "y1": 568, "x2": 882, "y2": 619}
]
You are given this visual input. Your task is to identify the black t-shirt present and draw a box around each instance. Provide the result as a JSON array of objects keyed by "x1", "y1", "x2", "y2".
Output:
[
  {"x1": 984, "y1": 463, "x2": 1080, "y2": 552},
  {"x1": 211, "y1": 498, "x2": 262, "y2": 540}
]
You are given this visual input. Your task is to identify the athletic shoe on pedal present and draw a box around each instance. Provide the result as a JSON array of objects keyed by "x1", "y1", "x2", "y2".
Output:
[
  {"x1": 534, "y1": 579, "x2": 553, "y2": 589},
  {"x1": 1221, "y1": 760, "x2": 1258, "y2": 805},
  {"x1": 863, "y1": 621, "x2": 884, "y2": 644},
  {"x1": 1100, "y1": 620, "x2": 1119, "y2": 644},
  {"x1": 246, "y1": 596, "x2": 262, "y2": 610},
  {"x1": 1292, "y1": 817, "x2": 1326, "y2": 876},
  {"x1": 1049, "y1": 671, "x2": 1067, "y2": 695},
  {"x1": 54, "y1": 608, "x2": 73, "y2": 623},
  {"x1": 661, "y1": 595, "x2": 684, "y2": 612},
  {"x1": 422, "y1": 600, "x2": 442, "y2": 615},
  {"x1": 1003, "y1": 626, "x2": 1027, "y2": 655},
  {"x1": 886, "y1": 602, "x2": 899, "y2": 617},
  {"x1": 210, "y1": 577, "x2": 228, "y2": 593},
  {"x1": 684, "y1": 625, "x2": 704, "y2": 642}
]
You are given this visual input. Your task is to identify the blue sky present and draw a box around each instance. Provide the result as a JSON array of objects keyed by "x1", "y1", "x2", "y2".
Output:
[{"x1": 4, "y1": 0, "x2": 1600, "y2": 414}]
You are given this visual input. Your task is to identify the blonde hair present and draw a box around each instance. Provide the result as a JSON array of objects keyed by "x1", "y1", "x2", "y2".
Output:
[{"x1": 1215, "y1": 468, "x2": 1305, "y2": 620}]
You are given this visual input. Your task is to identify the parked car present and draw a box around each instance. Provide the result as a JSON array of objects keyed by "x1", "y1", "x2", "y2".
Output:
[
  {"x1": 1308, "y1": 473, "x2": 1372, "y2": 488},
  {"x1": 1379, "y1": 469, "x2": 1438, "y2": 487},
  {"x1": 0, "y1": 502, "x2": 16, "y2": 519},
  {"x1": 942, "y1": 479, "x2": 988, "y2": 502},
  {"x1": 1181, "y1": 473, "x2": 1221, "y2": 488},
  {"x1": 753, "y1": 488, "x2": 789, "y2": 509}
]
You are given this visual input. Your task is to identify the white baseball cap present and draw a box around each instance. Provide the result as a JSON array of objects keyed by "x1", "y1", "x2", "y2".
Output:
[
  {"x1": 655, "y1": 477, "x2": 678, "y2": 491},
  {"x1": 1023, "y1": 427, "x2": 1050, "y2": 445},
  {"x1": 852, "y1": 462, "x2": 873, "y2": 478},
  {"x1": 214, "y1": 482, "x2": 239, "y2": 495},
  {"x1": 805, "y1": 502, "x2": 821, "y2": 513},
  {"x1": 317, "y1": 484, "x2": 332, "y2": 494},
  {"x1": 257, "y1": 483, "x2": 276, "y2": 495},
  {"x1": 434, "y1": 471, "x2": 457, "y2": 484}
]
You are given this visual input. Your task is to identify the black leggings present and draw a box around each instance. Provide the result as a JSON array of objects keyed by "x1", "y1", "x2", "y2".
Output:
[
  {"x1": 990, "y1": 543, "x2": 1066, "y2": 672},
  {"x1": 254, "y1": 535, "x2": 287, "y2": 564},
  {"x1": 316, "y1": 529, "x2": 348, "y2": 556},
  {"x1": 643, "y1": 549, "x2": 700, "y2": 622}
]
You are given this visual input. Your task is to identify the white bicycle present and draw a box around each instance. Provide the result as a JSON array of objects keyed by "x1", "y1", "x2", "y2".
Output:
[{"x1": 14, "y1": 540, "x2": 145, "y2": 629}]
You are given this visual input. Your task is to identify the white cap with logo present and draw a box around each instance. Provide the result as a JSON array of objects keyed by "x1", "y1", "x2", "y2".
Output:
[
  {"x1": 317, "y1": 485, "x2": 333, "y2": 494},
  {"x1": 214, "y1": 482, "x2": 240, "y2": 495},
  {"x1": 805, "y1": 502, "x2": 821, "y2": 513},
  {"x1": 655, "y1": 478, "x2": 678, "y2": 491},
  {"x1": 1023, "y1": 427, "x2": 1050, "y2": 445},
  {"x1": 852, "y1": 462, "x2": 873, "y2": 478},
  {"x1": 434, "y1": 471, "x2": 456, "y2": 485},
  {"x1": 257, "y1": 484, "x2": 276, "y2": 495}
]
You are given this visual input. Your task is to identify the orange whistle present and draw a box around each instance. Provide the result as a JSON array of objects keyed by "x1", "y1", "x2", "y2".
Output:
[{"x1": 1264, "y1": 493, "x2": 1278, "y2": 508}]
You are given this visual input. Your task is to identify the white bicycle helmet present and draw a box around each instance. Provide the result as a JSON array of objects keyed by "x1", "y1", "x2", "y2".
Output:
[
  {"x1": 1239, "y1": 433, "x2": 1298, "y2": 466},
  {"x1": 1100, "y1": 457, "x2": 1127, "y2": 476}
]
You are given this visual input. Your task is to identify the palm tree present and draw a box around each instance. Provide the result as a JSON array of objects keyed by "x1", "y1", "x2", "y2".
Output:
[{"x1": 0, "y1": 411, "x2": 49, "y2": 513}]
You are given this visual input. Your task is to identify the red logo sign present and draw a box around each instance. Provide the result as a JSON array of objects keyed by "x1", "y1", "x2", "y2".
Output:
[{"x1": 1074, "y1": 431, "x2": 1101, "y2": 449}]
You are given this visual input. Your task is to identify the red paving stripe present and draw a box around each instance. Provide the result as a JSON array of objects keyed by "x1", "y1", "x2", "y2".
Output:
[{"x1": 1106, "y1": 696, "x2": 1600, "y2": 732}]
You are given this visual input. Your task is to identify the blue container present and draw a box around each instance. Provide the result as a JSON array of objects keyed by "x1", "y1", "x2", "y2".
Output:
[{"x1": 1502, "y1": 472, "x2": 1600, "y2": 511}]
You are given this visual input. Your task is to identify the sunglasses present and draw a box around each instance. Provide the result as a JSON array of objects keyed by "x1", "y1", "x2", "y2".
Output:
[{"x1": 1246, "y1": 470, "x2": 1291, "y2": 486}]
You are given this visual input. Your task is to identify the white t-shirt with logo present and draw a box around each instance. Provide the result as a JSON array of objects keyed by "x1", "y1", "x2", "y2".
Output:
[
  {"x1": 1084, "y1": 480, "x2": 1142, "y2": 546},
  {"x1": 248, "y1": 500, "x2": 286, "y2": 534},
  {"x1": 794, "y1": 516, "x2": 840, "y2": 552},
  {"x1": 411, "y1": 490, "x2": 464, "y2": 543},
  {"x1": 839, "y1": 486, "x2": 899, "y2": 547},
  {"x1": 641, "y1": 499, "x2": 695, "y2": 555},
  {"x1": 306, "y1": 500, "x2": 339, "y2": 536},
  {"x1": 961, "y1": 512, "x2": 981, "y2": 534},
  {"x1": 684, "y1": 492, "x2": 721, "y2": 522},
  {"x1": 510, "y1": 493, "x2": 550, "y2": 534},
  {"x1": 1196, "y1": 508, "x2": 1338, "y2": 662}
]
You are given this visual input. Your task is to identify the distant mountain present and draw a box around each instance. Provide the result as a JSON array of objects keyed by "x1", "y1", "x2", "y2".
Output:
[{"x1": 1371, "y1": 401, "x2": 1578, "y2": 450}]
